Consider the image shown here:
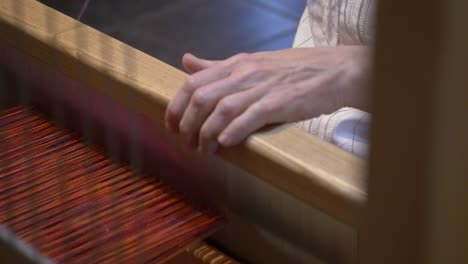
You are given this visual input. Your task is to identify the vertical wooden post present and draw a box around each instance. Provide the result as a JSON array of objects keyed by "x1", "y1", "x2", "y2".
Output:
[
  {"x1": 365, "y1": 0, "x2": 468, "y2": 263},
  {"x1": 424, "y1": 1, "x2": 468, "y2": 262}
]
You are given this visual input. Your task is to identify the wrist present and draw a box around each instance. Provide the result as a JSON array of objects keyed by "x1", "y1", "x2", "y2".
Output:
[{"x1": 340, "y1": 46, "x2": 371, "y2": 111}]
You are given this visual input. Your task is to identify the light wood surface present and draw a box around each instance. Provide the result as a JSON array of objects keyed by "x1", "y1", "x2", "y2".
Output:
[
  {"x1": 166, "y1": 242, "x2": 240, "y2": 264},
  {"x1": 0, "y1": 0, "x2": 366, "y2": 229}
]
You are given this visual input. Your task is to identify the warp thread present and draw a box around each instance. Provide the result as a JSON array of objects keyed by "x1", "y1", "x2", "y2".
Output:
[{"x1": 77, "y1": 0, "x2": 91, "y2": 21}]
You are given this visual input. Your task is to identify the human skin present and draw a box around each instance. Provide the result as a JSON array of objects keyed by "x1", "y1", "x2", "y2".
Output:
[{"x1": 165, "y1": 46, "x2": 371, "y2": 154}]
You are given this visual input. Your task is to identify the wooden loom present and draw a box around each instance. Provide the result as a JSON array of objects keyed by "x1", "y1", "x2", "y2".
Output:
[{"x1": 1, "y1": 0, "x2": 467, "y2": 263}]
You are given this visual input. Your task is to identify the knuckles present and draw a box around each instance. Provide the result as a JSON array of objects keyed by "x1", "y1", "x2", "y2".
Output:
[
  {"x1": 217, "y1": 98, "x2": 237, "y2": 117},
  {"x1": 235, "y1": 62, "x2": 262, "y2": 79},
  {"x1": 230, "y1": 53, "x2": 249, "y2": 64},
  {"x1": 184, "y1": 76, "x2": 199, "y2": 93},
  {"x1": 254, "y1": 99, "x2": 277, "y2": 116},
  {"x1": 191, "y1": 88, "x2": 210, "y2": 107},
  {"x1": 175, "y1": 52, "x2": 272, "y2": 144},
  {"x1": 229, "y1": 53, "x2": 262, "y2": 73}
]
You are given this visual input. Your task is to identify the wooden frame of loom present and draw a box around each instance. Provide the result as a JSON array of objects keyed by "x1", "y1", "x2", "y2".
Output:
[
  {"x1": 0, "y1": 0, "x2": 366, "y2": 232},
  {"x1": 364, "y1": 0, "x2": 468, "y2": 263},
  {"x1": 2, "y1": 0, "x2": 468, "y2": 263},
  {"x1": 2, "y1": 0, "x2": 367, "y2": 226},
  {"x1": 0, "y1": 0, "x2": 366, "y2": 226},
  {"x1": 0, "y1": 0, "x2": 366, "y2": 262}
]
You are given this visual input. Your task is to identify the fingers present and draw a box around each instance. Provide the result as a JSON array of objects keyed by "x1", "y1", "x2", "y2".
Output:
[
  {"x1": 197, "y1": 88, "x2": 266, "y2": 153},
  {"x1": 167, "y1": 52, "x2": 275, "y2": 153},
  {"x1": 165, "y1": 63, "x2": 230, "y2": 132},
  {"x1": 218, "y1": 97, "x2": 281, "y2": 147},
  {"x1": 178, "y1": 76, "x2": 248, "y2": 148},
  {"x1": 182, "y1": 53, "x2": 217, "y2": 74},
  {"x1": 166, "y1": 53, "x2": 250, "y2": 133}
]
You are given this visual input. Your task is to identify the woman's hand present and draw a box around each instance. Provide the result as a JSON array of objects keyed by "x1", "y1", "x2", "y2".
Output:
[{"x1": 165, "y1": 46, "x2": 370, "y2": 154}]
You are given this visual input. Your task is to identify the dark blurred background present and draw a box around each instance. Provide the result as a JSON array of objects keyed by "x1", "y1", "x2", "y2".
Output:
[{"x1": 42, "y1": 0, "x2": 306, "y2": 70}]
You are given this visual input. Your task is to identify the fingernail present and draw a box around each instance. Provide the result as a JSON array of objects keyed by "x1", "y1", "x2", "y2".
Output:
[
  {"x1": 218, "y1": 134, "x2": 231, "y2": 146},
  {"x1": 184, "y1": 53, "x2": 195, "y2": 60}
]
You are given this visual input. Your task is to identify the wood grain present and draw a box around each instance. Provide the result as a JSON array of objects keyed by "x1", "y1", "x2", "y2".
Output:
[
  {"x1": 0, "y1": 0, "x2": 367, "y2": 229},
  {"x1": 167, "y1": 242, "x2": 240, "y2": 264}
]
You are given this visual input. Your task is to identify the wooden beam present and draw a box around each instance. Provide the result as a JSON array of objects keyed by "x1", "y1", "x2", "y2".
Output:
[
  {"x1": 167, "y1": 242, "x2": 240, "y2": 264},
  {"x1": 0, "y1": 0, "x2": 366, "y2": 229},
  {"x1": 366, "y1": 0, "x2": 468, "y2": 262}
]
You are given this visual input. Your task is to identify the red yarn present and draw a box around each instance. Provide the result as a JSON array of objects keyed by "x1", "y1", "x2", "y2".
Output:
[{"x1": 77, "y1": 0, "x2": 91, "y2": 21}]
